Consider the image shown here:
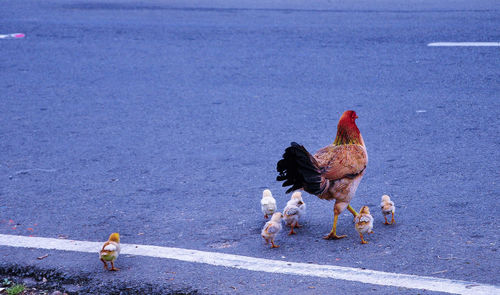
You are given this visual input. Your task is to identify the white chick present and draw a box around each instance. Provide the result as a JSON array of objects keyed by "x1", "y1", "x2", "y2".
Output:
[
  {"x1": 283, "y1": 193, "x2": 305, "y2": 235},
  {"x1": 261, "y1": 212, "x2": 283, "y2": 248},
  {"x1": 291, "y1": 191, "x2": 306, "y2": 217},
  {"x1": 380, "y1": 194, "x2": 396, "y2": 225},
  {"x1": 354, "y1": 206, "x2": 374, "y2": 244},
  {"x1": 260, "y1": 189, "x2": 277, "y2": 219}
]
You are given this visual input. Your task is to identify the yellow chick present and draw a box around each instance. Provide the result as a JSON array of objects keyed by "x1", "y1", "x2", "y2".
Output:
[
  {"x1": 261, "y1": 212, "x2": 283, "y2": 248},
  {"x1": 354, "y1": 206, "x2": 373, "y2": 244},
  {"x1": 283, "y1": 192, "x2": 305, "y2": 235},
  {"x1": 380, "y1": 194, "x2": 395, "y2": 225},
  {"x1": 99, "y1": 233, "x2": 121, "y2": 271},
  {"x1": 260, "y1": 189, "x2": 277, "y2": 219}
]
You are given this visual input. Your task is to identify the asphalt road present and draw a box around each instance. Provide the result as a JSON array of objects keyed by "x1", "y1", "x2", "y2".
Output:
[{"x1": 1, "y1": 0, "x2": 499, "y2": 294}]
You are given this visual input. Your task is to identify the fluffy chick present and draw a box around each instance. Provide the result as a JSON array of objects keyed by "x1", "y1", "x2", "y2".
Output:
[
  {"x1": 291, "y1": 191, "x2": 306, "y2": 217},
  {"x1": 261, "y1": 189, "x2": 277, "y2": 219},
  {"x1": 283, "y1": 193, "x2": 306, "y2": 235},
  {"x1": 99, "y1": 233, "x2": 121, "y2": 271},
  {"x1": 261, "y1": 212, "x2": 283, "y2": 248},
  {"x1": 380, "y1": 194, "x2": 395, "y2": 225},
  {"x1": 354, "y1": 206, "x2": 374, "y2": 244}
]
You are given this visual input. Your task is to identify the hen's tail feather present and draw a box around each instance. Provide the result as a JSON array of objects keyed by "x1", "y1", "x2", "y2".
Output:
[{"x1": 276, "y1": 142, "x2": 324, "y2": 195}]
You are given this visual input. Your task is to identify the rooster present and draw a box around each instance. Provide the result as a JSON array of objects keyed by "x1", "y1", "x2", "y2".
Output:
[{"x1": 276, "y1": 110, "x2": 367, "y2": 239}]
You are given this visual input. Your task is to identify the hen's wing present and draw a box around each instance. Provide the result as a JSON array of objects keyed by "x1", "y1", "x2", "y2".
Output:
[{"x1": 314, "y1": 144, "x2": 367, "y2": 181}]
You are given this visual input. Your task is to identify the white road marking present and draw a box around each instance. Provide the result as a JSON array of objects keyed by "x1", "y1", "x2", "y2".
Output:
[
  {"x1": 428, "y1": 42, "x2": 500, "y2": 47},
  {"x1": 0, "y1": 33, "x2": 25, "y2": 39},
  {"x1": 1, "y1": 234, "x2": 499, "y2": 295}
]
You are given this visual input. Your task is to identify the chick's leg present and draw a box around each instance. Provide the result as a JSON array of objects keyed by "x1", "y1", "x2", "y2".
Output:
[
  {"x1": 100, "y1": 259, "x2": 108, "y2": 270},
  {"x1": 324, "y1": 203, "x2": 347, "y2": 240},
  {"x1": 110, "y1": 261, "x2": 120, "y2": 271},
  {"x1": 289, "y1": 222, "x2": 296, "y2": 235},
  {"x1": 391, "y1": 212, "x2": 396, "y2": 224},
  {"x1": 359, "y1": 233, "x2": 368, "y2": 244},
  {"x1": 270, "y1": 238, "x2": 280, "y2": 248},
  {"x1": 384, "y1": 215, "x2": 390, "y2": 225}
]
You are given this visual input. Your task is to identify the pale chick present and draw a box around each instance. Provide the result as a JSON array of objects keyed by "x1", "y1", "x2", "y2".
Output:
[
  {"x1": 261, "y1": 212, "x2": 283, "y2": 248},
  {"x1": 260, "y1": 189, "x2": 277, "y2": 219},
  {"x1": 291, "y1": 191, "x2": 306, "y2": 217},
  {"x1": 354, "y1": 206, "x2": 374, "y2": 244},
  {"x1": 99, "y1": 233, "x2": 121, "y2": 271},
  {"x1": 380, "y1": 194, "x2": 396, "y2": 225},
  {"x1": 283, "y1": 193, "x2": 306, "y2": 235}
]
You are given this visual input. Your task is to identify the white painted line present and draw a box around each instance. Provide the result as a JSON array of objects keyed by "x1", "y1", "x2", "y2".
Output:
[
  {"x1": 428, "y1": 42, "x2": 500, "y2": 47},
  {"x1": 0, "y1": 33, "x2": 25, "y2": 39},
  {"x1": 0, "y1": 234, "x2": 499, "y2": 295}
]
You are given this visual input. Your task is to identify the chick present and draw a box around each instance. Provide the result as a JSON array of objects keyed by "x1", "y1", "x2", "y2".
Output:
[
  {"x1": 99, "y1": 233, "x2": 121, "y2": 271},
  {"x1": 291, "y1": 191, "x2": 306, "y2": 217},
  {"x1": 380, "y1": 194, "x2": 396, "y2": 225},
  {"x1": 260, "y1": 189, "x2": 277, "y2": 219},
  {"x1": 354, "y1": 206, "x2": 374, "y2": 244},
  {"x1": 261, "y1": 212, "x2": 283, "y2": 248},
  {"x1": 283, "y1": 192, "x2": 306, "y2": 235}
]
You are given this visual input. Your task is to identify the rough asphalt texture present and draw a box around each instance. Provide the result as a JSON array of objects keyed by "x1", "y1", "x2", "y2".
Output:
[{"x1": 1, "y1": 0, "x2": 499, "y2": 294}]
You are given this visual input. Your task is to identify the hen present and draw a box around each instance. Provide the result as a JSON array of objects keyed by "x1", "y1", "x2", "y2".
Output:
[{"x1": 276, "y1": 110, "x2": 368, "y2": 239}]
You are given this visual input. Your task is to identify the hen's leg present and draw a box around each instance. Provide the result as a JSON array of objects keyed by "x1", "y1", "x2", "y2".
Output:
[
  {"x1": 347, "y1": 204, "x2": 358, "y2": 216},
  {"x1": 347, "y1": 204, "x2": 358, "y2": 222},
  {"x1": 324, "y1": 203, "x2": 347, "y2": 240}
]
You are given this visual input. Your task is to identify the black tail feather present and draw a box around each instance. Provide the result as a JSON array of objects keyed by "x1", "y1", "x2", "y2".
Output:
[{"x1": 276, "y1": 142, "x2": 324, "y2": 195}]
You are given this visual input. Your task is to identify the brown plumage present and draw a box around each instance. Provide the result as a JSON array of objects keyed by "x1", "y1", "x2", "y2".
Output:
[{"x1": 277, "y1": 110, "x2": 368, "y2": 240}]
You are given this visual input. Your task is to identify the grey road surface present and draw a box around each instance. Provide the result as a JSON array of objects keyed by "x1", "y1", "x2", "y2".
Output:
[{"x1": 1, "y1": 0, "x2": 499, "y2": 294}]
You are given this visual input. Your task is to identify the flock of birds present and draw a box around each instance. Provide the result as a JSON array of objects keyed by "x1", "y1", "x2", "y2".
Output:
[
  {"x1": 97, "y1": 110, "x2": 395, "y2": 270},
  {"x1": 98, "y1": 191, "x2": 396, "y2": 272},
  {"x1": 260, "y1": 189, "x2": 396, "y2": 248}
]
